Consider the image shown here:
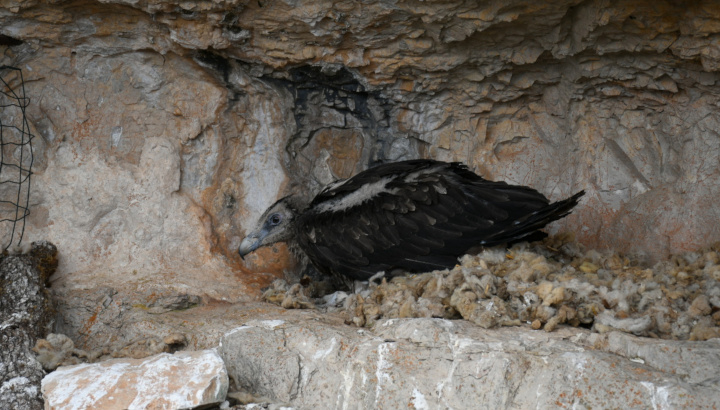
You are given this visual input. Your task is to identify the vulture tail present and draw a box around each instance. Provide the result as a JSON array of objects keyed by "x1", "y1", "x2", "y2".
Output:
[{"x1": 486, "y1": 190, "x2": 585, "y2": 246}]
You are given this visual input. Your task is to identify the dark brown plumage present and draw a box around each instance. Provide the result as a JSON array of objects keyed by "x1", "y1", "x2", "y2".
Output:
[{"x1": 239, "y1": 159, "x2": 584, "y2": 282}]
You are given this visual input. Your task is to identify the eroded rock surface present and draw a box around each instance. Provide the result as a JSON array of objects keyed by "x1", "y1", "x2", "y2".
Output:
[
  {"x1": 30, "y1": 299, "x2": 720, "y2": 409},
  {"x1": 0, "y1": 1, "x2": 718, "y2": 302},
  {"x1": 1, "y1": 2, "x2": 719, "y2": 406},
  {"x1": 0, "y1": 242, "x2": 57, "y2": 410},
  {"x1": 219, "y1": 317, "x2": 720, "y2": 409},
  {"x1": 41, "y1": 349, "x2": 228, "y2": 410}
]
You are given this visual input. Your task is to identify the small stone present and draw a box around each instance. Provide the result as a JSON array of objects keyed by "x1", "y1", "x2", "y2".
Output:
[{"x1": 33, "y1": 333, "x2": 77, "y2": 371}]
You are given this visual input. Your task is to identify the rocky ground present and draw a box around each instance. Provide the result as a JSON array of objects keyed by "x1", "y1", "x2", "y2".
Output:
[
  {"x1": 38, "y1": 310, "x2": 720, "y2": 410},
  {"x1": 2, "y1": 0, "x2": 720, "y2": 408},
  {"x1": 31, "y1": 237, "x2": 720, "y2": 409}
]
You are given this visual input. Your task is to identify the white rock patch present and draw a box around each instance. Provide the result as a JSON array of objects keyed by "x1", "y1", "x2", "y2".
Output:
[{"x1": 41, "y1": 350, "x2": 228, "y2": 410}]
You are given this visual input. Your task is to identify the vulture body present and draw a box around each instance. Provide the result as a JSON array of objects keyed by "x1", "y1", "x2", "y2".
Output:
[{"x1": 239, "y1": 159, "x2": 584, "y2": 282}]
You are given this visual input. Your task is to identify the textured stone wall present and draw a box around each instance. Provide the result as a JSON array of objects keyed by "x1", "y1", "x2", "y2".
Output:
[
  {"x1": 0, "y1": 242, "x2": 57, "y2": 409},
  {"x1": 1, "y1": 0, "x2": 719, "y2": 323}
]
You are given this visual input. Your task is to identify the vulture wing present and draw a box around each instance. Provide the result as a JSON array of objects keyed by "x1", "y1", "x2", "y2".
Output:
[{"x1": 295, "y1": 160, "x2": 583, "y2": 281}]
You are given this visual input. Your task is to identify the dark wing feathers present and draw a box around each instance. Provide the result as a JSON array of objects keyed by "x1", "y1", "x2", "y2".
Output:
[
  {"x1": 476, "y1": 190, "x2": 584, "y2": 246},
  {"x1": 295, "y1": 160, "x2": 583, "y2": 281}
]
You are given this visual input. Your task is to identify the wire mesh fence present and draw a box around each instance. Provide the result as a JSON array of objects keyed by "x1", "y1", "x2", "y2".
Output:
[{"x1": 0, "y1": 65, "x2": 34, "y2": 252}]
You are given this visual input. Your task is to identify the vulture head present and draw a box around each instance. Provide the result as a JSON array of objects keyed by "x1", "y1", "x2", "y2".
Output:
[{"x1": 238, "y1": 196, "x2": 299, "y2": 259}]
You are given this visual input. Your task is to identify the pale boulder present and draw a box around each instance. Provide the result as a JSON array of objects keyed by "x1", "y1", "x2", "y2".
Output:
[{"x1": 41, "y1": 350, "x2": 228, "y2": 410}]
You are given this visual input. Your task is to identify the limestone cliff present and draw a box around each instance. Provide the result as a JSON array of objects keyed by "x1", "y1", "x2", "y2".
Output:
[{"x1": 1, "y1": 0, "x2": 719, "y2": 321}]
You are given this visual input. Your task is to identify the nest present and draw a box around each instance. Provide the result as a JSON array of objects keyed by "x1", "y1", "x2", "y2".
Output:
[{"x1": 263, "y1": 235, "x2": 720, "y2": 341}]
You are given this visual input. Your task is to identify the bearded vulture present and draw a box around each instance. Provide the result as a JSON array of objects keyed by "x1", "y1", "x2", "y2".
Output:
[{"x1": 239, "y1": 159, "x2": 584, "y2": 282}]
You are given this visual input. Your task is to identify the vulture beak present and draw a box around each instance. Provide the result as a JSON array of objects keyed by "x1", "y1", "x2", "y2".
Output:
[{"x1": 238, "y1": 235, "x2": 261, "y2": 260}]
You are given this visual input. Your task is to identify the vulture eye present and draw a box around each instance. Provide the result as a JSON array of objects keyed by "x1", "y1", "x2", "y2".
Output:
[{"x1": 268, "y1": 213, "x2": 283, "y2": 226}]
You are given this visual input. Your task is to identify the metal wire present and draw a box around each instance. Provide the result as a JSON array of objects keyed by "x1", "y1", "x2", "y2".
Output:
[{"x1": 0, "y1": 65, "x2": 34, "y2": 252}]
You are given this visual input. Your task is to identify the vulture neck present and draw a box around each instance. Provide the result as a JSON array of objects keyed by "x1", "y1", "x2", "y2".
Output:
[
  {"x1": 284, "y1": 194, "x2": 310, "y2": 214},
  {"x1": 283, "y1": 194, "x2": 310, "y2": 258}
]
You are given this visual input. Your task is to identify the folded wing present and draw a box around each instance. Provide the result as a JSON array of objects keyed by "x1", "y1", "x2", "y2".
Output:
[{"x1": 295, "y1": 160, "x2": 583, "y2": 281}]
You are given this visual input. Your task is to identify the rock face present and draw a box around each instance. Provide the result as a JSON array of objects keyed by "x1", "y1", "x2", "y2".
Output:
[
  {"x1": 41, "y1": 349, "x2": 228, "y2": 410},
  {"x1": 219, "y1": 317, "x2": 720, "y2": 409},
  {"x1": 1, "y1": 1, "x2": 720, "y2": 404},
  {"x1": 0, "y1": 242, "x2": 57, "y2": 410},
  {"x1": 0, "y1": 1, "x2": 718, "y2": 297}
]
